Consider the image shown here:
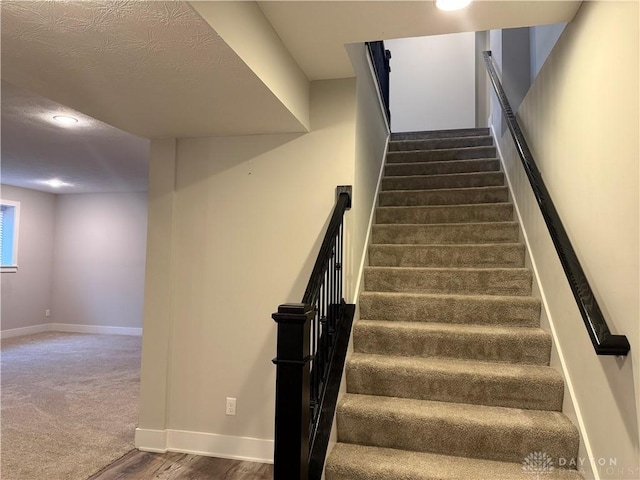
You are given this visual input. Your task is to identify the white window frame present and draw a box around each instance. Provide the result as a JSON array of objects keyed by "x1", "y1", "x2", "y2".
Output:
[{"x1": 1, "y1": 199, "x2": 21, "y2": 273}]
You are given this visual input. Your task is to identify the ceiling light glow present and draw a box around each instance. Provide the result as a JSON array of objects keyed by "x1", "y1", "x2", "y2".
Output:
[
  {"x1": 435, "y1": 0, "x2": 472, "y2": 11},
  {"x1": 40, "y1": 179, "x2": 72, "y2": 188},
  {"x1": 53, "y1": 115, "x2": 78, "y2": 126}
]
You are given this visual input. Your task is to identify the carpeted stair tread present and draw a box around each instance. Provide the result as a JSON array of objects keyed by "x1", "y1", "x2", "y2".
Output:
[
  {"x1": 381, "y1": 172, "x2": 505, "y2": 191},
  {"x1": 376, "y1": 203, "x2": 514, "y2": 224},
  {"x1": 325, "y1": 443, "x2": 583, "y2": 480},
  {"x1": 364, "y1": 266, "x2": 532, "y2": 295},
  {"x1": 387, "y1": 146, "x2": 497, "y2": 163},
  {"x1": 391, "y1": 128, "x2": 490, "y2": 141},
  {"x1": 385, "y1": 158, "x2": 500, "y2": 177},
  {"x1": 379, "y1": 186, "x2": 509, "y2": 206},
  {"x1": 353, "y1": 320, "x2": 552, "y2": 365},
  {"x1": 346, "y1": 353, "x2": 564, "y2": 411},
  {"x1": 337, "y1": 394, "x2": 580, "y2": 464},
  {"x1": 389, "y1": 135, "x2": 494, "y2": 152},
  {"x1": 371, "y1": 222, "x2": 519, "y2": 245},
  {"x1": 359, "y1": 292, "x2": 540, "y2": 326},
  {"x1": 369, "y1": 243, "x2": 526, "y2": 268}
]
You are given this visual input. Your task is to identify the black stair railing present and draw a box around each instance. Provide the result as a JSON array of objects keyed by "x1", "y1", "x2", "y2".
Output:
[
  {"x1": 272, "y1": 186, "x2": 356, "y2": 480},
  {"x1": 366, "y1": 41, "x2": 391, "y2": 125},
  {"x1": 482, "y1": 50, "x2": 630, "y2": 356}
]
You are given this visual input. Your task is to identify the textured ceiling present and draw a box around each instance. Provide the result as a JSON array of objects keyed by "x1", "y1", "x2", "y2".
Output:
[
  {"x1": 258, "y1": 1, "x2": 582, "y2": 80},
  {"x1": 0, "y1": 0, "x2": 582, "y2": 194},
  {"x1": 0, "y1": 0, "x2": 306, "y2": 139},
  {"x1": 1, "y1": 81, "x2": 149, "y2": 194}
]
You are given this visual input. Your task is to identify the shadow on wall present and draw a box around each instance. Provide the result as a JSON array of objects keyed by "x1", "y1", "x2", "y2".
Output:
[{"x1": 604, "y1": 356, "x2": 639, "y2": 454}]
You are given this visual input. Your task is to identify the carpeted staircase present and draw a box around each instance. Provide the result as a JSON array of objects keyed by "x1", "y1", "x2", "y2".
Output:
[{"x1": 325, "y1": 129, "x2": 583, "y2": 479}]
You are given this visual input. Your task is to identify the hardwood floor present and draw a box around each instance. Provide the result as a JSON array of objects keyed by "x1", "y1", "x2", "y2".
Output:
[{"x1": 89, "y1": 450, "x2": 273, "y2": 479}]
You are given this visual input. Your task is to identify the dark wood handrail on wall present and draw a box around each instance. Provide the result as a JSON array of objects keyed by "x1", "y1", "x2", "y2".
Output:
[
  {"x1": 482, "y1": 51, "x2": 629, "y2": 356},
  {"x1": 272, "y1": 186, "x2": 356, "y2": 480}
]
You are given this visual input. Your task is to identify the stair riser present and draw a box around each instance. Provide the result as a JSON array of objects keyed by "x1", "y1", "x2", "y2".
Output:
[
  {"x1": 326, "y1": 444, "x2": 585, "y2": 480},
  {"x1": 389, "y1": 136, "x2": 494, "y2": 152},
  {"x1": 387, "y1": 146, "x2": 497, "y2": 163},
  {"x1": 382, "y1": 172, "x2": 504, "y2": 191},
  {"x1": 364, "y1": 267, "x2": 532, "y2": 295},
  {"x1": 359, "y1": 294, "x2": 540, "y2": 327},
  {"x1": 353, "y1": 323, "x2": 551, "y2": 365},
  {"x1": 372, "y1": 223, "x2": 519, "y2": 245},
  {"x1": 376, "y1": 204, "x2": 513, "y2": 224},
  {"x1": 379, "y1": 187, "x2": 508, "y2": 207},
  {"x1": 337, "y1": 404, "x2": 579, "y2": 465},
  {"x1": 385, "y1": 159, "x2": 500, "y2": 177},
  {"x1": 391, "y1": 128, "x2": 490, "y2": 141},
  {"x1": 346, "y1": 361, "x2": 564, "y2": 411},
  {"x1": 369, "y1": 244, "x2": 526, "y2": 268}
]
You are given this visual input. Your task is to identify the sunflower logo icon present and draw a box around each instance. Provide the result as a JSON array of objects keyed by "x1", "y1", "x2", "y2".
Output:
[{"x1": 522, "y1": 451, "x2": 555, "y2": 479}]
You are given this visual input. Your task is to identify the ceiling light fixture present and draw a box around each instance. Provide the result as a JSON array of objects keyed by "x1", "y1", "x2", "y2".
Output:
[
  {"x1": 52, "y1": 115, "x2": 78, "y2": 126},
  {"x1": 435, "y1": 0, "x2": 472, "y2": 11},
  {"x1": 41, "y1": 179, "x2": 72, "y2": 188}
]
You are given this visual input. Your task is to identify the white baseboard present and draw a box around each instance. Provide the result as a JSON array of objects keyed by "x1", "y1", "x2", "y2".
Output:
[
  {"x1": 51, "y1": 323, "x2": 142, "y2": 336},
  {"x1": 0, "y1": 323, "x2": 50, "y2": 339},
  {"x1": 135, "y1": 428, "x2": 274, "y2": 464},
  {"x1": 135, "y1": 428, "x2": 168, "y2": 453},
  {"x1": 0, "y1": 322, "x2": 142, "y2": 339}
]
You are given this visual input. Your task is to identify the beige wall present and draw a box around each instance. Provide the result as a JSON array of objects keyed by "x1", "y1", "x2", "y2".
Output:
[
  {"x1": 191, "y1": 1, "x2": 310, "y2": 132},
  {"x1": 137, "y1": 67, "x2": 390, "y2": 459},
  {"x1": 138, "y1": 139, "x2": 177, "y2": 432},
  {"x1": 51, "y1": 193, "x2": 148, "y2": 328},
  {"x1": 348, "y1": 43, "x2": 390, "y2": 302},
  {"x1": 493, "y1": 2, "x2": 639, "y2": 477},
  {"x1": 138, "y1": 79, "x2": 359, "y2": 458},
  {"x1": 168, "y1": 79, "x2": 355, "y2": 442},
  {"x1": 0, "y1": 185, "x2": 56, "y2": 332}
]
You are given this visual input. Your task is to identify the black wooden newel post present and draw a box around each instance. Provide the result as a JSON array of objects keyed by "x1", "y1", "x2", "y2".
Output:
[{"x1": 272, "y1": 303, "x2": 314, "y2": 480}]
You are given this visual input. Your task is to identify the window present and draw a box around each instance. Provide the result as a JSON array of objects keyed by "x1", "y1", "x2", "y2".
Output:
[{"x1": 1, "y1": 200, "x2": 20, "y2": 273}]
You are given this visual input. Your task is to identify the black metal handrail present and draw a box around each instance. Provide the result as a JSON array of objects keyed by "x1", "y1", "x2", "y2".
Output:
[
  {"x1": 272, "y1": 186, "x2": 355, "y2": 480},
  {"x1": 482, "y1": 51, "x2": 630, "y2": 356},
  {"x1": 302, "y1": 189, "x2": 350, "y2": 306},
  {"x1": 366, "y1": 41, "x2": 391, "y2": 125}
]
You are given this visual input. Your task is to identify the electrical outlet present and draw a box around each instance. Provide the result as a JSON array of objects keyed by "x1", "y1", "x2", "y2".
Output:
[
  {"x1": 45, "y1": 309, "x2": 51, "y2": 317},
  {"x1": 225, "y1": 397, "x2": 236, "y2": 416}
]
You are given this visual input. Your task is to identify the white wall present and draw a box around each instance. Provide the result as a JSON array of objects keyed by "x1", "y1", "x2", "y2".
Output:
[
  {"x1": 137, "y1": 69, "x2": 390, "y2": 460},
  {"x1": 530, "y1": 23, "x2": 567, "y2": 82},
  {"x1": 491, "y1": 2, "x2": 639, "y2": 478},
  {"x1": 386, "y1": 33, "x2": 475, "y2": 132},
  {"x1": 51, "y1": 193, "x2": 148, "y2": 328},
  {"x1": 0, "y1": 185, "x2": 56, "y2": 332}
]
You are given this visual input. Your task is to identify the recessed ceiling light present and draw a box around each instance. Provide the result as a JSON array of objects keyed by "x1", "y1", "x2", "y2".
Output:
[
  {"x1": 40, "y1": 179, "x2": 73, "y2": 188},
  {"x1": 52, "y1": 115, "x2": 78, "y2": 126},
  {"x1": 435, "y1": 0, "x2": 472, "y2": 11}
]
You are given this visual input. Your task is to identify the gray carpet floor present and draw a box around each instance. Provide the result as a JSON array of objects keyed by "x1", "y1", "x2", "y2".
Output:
[{"x1": 1, "y1": 332, "x2": 141, "y2": 480}]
